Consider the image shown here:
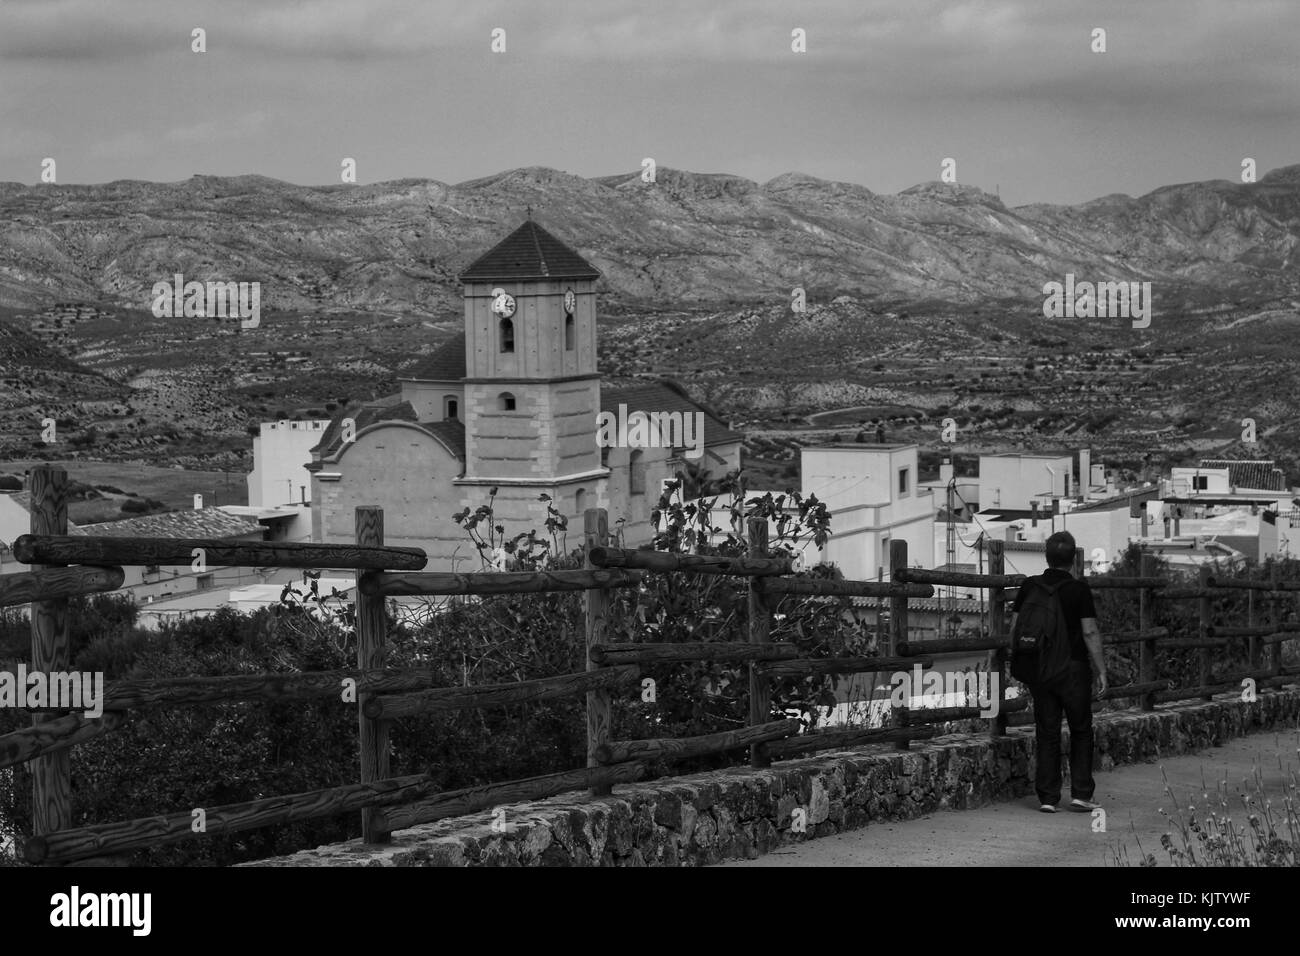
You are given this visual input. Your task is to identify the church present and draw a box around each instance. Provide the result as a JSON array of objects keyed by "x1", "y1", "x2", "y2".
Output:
[{"x1": 306, "y1": 219, "x2": 743, "y2": 569}]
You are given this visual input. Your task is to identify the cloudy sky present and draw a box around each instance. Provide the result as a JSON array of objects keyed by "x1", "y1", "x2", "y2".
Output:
[{"x1": 2, "y1": 0, "x2": 1297, "y2": 206}]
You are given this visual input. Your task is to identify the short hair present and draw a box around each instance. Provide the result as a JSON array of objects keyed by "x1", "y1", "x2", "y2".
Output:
[{"x1": 1044, "y1": 531, "x2": 1076, "y2": 569}]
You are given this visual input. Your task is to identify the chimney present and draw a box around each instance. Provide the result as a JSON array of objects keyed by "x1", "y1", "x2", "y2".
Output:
[
  {"x1": 300, "y1": 485, "x2": 307, "y2": 505},
  {"x1": 193, "y1": 493, "x2": 203, "y2": 510},
  {"x1": 1031, "y1": 501, "x2": 1039, "y2": 527},
  {"x1": 1079, "y1": 448, "x2": 1091, "y2": 495},
  {"x1": 940, "y1": 458, "x2": 954, "y2": 486}
]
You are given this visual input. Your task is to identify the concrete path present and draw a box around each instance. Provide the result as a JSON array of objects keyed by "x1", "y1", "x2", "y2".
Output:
[{"x1": 722, "y1": 731, "x2": 1299, "y2": 866}]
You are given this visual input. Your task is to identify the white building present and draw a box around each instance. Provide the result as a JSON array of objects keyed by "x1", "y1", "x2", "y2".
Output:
[
  {"x1": 977, "y1": 452, "x2": 1073, "y2": 510},
  {"x1": 248, "y1": 420, "x2": 330, "y2": 507},
  {"x1": 800, "y1": 442, "x2": 936, "y2": 580}
]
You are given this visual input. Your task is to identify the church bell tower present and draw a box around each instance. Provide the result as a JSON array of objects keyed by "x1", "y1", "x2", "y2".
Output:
[{"x1": 454, "y1": 219, "x2": 607, "y2": 524}]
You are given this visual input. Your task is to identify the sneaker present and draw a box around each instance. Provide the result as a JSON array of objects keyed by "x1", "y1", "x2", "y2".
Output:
[
  {"x1": 1070, "y1": 798, "x2": 1101, "y2": 812},
  {"x1": 1039, "y1": 803, "x2": 1058, "y2": 813}
]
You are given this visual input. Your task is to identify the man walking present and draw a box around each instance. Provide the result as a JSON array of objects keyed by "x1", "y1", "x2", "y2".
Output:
[{"x1": 1009, "y1": 531, "x2": 1108, "y2": 813}]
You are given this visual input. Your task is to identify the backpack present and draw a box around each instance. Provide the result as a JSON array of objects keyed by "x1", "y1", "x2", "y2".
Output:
[{"x1": 1009, "y1": 575, "x2": 1073, "y2": 685}]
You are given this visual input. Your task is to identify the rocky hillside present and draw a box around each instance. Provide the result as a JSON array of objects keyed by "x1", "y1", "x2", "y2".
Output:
[{"x1": 1, "y1": 165, "x2": 1298, "y2": 316}]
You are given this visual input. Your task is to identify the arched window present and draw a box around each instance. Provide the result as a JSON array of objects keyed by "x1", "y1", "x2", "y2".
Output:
[
  {"x1": 444, "y1": 396, "x2": 458, "y2": 420},
  {"x1": 629, "y1": 450, "x2": 646, "y2": 495},
  {"x1": 575, "y1": 487, "x2": 587, "y2": 517},
  {"x1": 499, "y1": 392, "x2": 516, "y2": 411},
  {"x1": 499, "y1": 317, "x2": 514, "y2": 353},
  {"x1": 565, "y1": 315, "x2": 575, "y2": 351}
]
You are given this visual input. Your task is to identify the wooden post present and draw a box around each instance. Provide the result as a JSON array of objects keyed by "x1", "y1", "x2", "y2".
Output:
[
  {"x1": 584, "y1": 509, "x2": 614, "y2": 795},
  {"x1": 747, "y1": 518, "x2": 771, "y2": 768},
  {"x1": 29, "y1": 465, "x2": 71, "y2": 848},
  {"x1": 987, "y1": 539, "x2": 1007, "y2": 737},
  {"x1": 889, "y1": 539, "x2": 910, "y2": 750},
  {"x1": 1197, "y1": 565, "x2": 1212, "y2": 701},
  {"x1": 1139, "y1": 553, "x2": 1157, "y2": 712},
  {"x1": 355, "y1": 507, "x2": 390, "y2": 843}
]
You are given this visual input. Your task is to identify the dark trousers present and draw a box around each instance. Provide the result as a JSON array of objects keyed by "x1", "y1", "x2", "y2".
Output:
[{"x1": 1028, "y1": 660, "x2": 1094, "y2": 805}]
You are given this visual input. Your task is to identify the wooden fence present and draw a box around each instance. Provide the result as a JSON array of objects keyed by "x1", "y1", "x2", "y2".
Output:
[{"x1": 2, "y1": 465, "x2": 1298, "y2": 865}]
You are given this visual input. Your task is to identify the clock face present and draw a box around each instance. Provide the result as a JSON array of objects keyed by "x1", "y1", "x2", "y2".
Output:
[
  {"x1": 492, "y1": 291, "x2": 516, "y2": 318},
  {"x1": 563, "y1": 289, "x2": 576, "y2": 315}
]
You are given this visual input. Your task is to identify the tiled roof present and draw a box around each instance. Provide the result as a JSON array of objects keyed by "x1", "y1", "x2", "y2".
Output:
[
  {"x1": 311, "y1": 399, "x2": 466, "y2": 464},
  {"x1": 1197, "y1": 460, "x2": 1287, "y2": 491},
  {"x1": 310, "y1": 397, "x2": 415, "y2": 459},
  {"x1": 71, "y1": 508, "x2": 262, "y2": 539},
  {"x1": 602, "y1": 383, "x2": 744, "y2": 446},
  {"x1": 458, "y1": 220, "x2": 601, "y2": 282},
  {"x1": 1071, "y1": 486, "x2": 1160, "y2": 513},
  {"x1": 422, "y1": 420, "x2": 467, "y2": 461},
  {"x1": 851, "y1": 596, "x2": 997, "y2": 613},
  {"x1": 402, "y1": 333, "x2": 467, "y2": 382}
]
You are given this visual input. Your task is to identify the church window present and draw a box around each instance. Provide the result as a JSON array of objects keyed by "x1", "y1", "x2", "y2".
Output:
[
  {"x1": 499, "y1": 392, "x2": 516, "y2": 411},
  {"x1": 575, "y1": 487, "x2": 587, "y2": 516},
  {"x1": 630, "y1": 450, "x2": 646, "y2": 495},
  {"x1": 444, "y1": 396, "x2": 459, "y2": 420},
  {"x1": 500, "y1": 317, "x2": 515, "y2": 353},
  {"x1": 565, "y1": 315, "x2": 575, "y2": 351}
]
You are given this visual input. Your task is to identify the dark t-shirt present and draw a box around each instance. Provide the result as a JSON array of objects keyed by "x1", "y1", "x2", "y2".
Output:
[{"x1": 1011, "y1": 567, "x2": 1098, "y2": 662}]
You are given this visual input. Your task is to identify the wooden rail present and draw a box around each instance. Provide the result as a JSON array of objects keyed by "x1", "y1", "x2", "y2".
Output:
[
  {"x1": 588, "y1": 641, "x2": 799, "y2": 665},
  {"x1": 362, "y1": 665, "x2": 641, "y2": 719},
  {"x1": 1206, "y1": 577, "x2": 1300, "y2": 591},
  {"x1": 596, "y1": 718, "x2": 800, "y2": 764},
  {"x1": 13, "y1": 533, "x2": 427, "y2": 571},
  {"x1": 588, "y1": 545, "x2": 792, "y2": 577},
  {"x1": 896, "y1": 567, "x2": 1025, "y2": 588},
  {"x1": 762, "y1": 577, "x2": 934, "y2": 599},
  {"x1": 0, "y1": 566, "x2": 125, "y2": 608},
  {"x1": 757, "y1": 655, "x2": 933, "y2": 679},
  {"x1": 5, "y1": 465, "x2": 1300, "y2": 867},
  {"x1": 0, "y1": 712, "x2": 124, "y2": 770},
  {"x1": 359, "y1": 568, "x2": 642, "y2": 596}
]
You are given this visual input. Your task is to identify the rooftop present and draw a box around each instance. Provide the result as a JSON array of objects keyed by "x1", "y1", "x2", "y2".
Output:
[
  {"x1": 402, "y1": 332, "x2": 467, "y2": 382},
  {"x1": 458, "y1": 220, "x2": 601, "y2": 283},
  {"x1": 1195, "y1": 459, "x2": 1288, "y2": 492},
  {"x1": 983, "y1": 452, "x2": 1072, "y2": 460},
  {"x1": 71, "y1": 508, "x2": 263, "y2": 539},
  {"x1": 811, "y1": 442, "x2": 915, "y2": 451}
]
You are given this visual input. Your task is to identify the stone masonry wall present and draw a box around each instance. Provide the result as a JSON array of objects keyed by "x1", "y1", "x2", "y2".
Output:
[{"x1": 248, "y1": 689, "x2": 1300, "y2": 867}]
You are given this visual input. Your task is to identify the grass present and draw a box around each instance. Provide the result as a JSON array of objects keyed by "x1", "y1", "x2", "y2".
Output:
[{"x1": 1112, "y1": 731, "x2": 1299, "y2": 867}]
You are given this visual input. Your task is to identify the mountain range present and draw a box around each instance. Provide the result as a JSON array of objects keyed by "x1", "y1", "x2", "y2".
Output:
[{"x1": 2, "y1": 165, "x2": 1298, "y2": 316}]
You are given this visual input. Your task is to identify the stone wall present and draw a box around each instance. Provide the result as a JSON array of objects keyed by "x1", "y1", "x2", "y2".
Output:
[{"x1": 248, "y1": 688, "x2": 1300, "y2": 867}]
